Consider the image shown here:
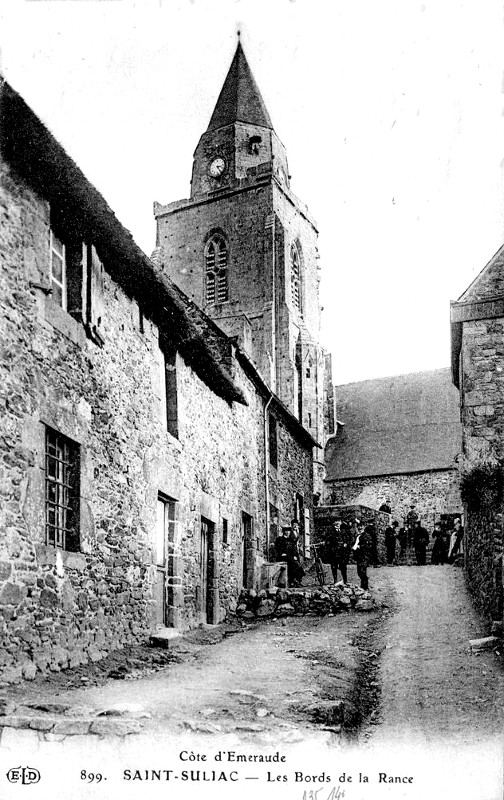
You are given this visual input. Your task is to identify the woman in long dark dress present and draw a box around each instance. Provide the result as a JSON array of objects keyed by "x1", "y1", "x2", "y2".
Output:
[
  {"x1": 431, "y1": 522, "x2": 448, "y2": 564},
  {"x1": 448, "y1": 518, "x2": 464, "y2": 564}
]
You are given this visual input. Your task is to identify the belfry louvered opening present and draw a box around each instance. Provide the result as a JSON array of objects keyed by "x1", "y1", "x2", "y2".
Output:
[
  {"x1": 205, "y1": 235, "x2": 229, "y2": 304},
  {"x1": 290, "y1": 243, "x2": 301, "y2": 313}
]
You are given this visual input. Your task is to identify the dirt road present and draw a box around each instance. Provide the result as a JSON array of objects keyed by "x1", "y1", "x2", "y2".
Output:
[
  {"x1": 2, "y1": 566, "x2": 504, "y2": 798},
  {"x1": 359, "y1": 565, "x2": 504, "y2": 800},
  {"x1": 366, "y1": 564, "x2": 504, "y2": 746},
  {"x1": 4, "y1": 564, "x2": 503, "y2": 751},
  {"x1": 2, "y1": 597, "x2": 381, "y2": 748}
]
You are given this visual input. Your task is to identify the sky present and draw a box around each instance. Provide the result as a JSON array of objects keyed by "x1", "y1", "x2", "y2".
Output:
[{"x1": 1, "y1": 0, "x2": 504, "y2": 385}]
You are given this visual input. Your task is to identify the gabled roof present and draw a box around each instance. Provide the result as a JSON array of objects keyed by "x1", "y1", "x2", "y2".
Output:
[
  {"x1": 325, "y1": 368, "x2": 462, "y2": 481},
  {"x1": 450, "y1": 242, "x2": 504, "y2": 387},
  {"x1": 457, "y1": 243, "x2": 504, "y2": 304},
  {"x1": 170, "y1": 281, "x2": 319, "y2": 451},
  {"x1": 207, "y1": 42, "x2": 273, "y2": 132}
]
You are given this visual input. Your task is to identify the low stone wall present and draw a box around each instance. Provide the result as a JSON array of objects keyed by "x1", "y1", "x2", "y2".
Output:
[
  {"x1": 235, "y1": 585, "x2": 377, "y2": 618},
  {"x1": 325, "y1": 470, "x2": 461, "y2": 530}
]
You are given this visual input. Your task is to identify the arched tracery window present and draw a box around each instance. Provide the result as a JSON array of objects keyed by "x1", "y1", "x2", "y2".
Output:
[
  {"x1": 205, "y1": 234, "x2": 229, "y2": 304},
  {"x1": 290, "y1": 244, "x2": 301, "y2": 314}
]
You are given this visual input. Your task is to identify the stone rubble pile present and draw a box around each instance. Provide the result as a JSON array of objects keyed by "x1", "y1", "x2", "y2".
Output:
[{"x1": 235, "y1": 584, "x2": 376, "y2": 619}]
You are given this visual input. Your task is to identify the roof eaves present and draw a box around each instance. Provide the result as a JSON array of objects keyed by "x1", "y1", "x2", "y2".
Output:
[{"x1": 233, "y1": 346, "x2": 319, "y2": 450}]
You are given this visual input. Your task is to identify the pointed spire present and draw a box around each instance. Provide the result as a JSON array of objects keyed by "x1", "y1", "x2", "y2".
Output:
[{"x1": 207, "y1": 42, "x2": 273, "y2": 132}]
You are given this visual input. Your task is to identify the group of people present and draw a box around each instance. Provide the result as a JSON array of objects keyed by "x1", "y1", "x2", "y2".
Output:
[
  {"x1": 323, "y1": 518, "x2": 374, "y2": 590},
  {"x1": 274, "y1": 518, "x2": 374, "y2": 590},
  {"x1": 273, "y1": 504, "x2": 465, "y2": 592},
  {"x1": 384, "y1": 511, "x2": 464, "y2": 566}
]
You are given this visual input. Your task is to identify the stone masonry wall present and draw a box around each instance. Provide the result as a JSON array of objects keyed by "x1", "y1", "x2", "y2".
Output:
[
  {"x1": 460, "y1": 319, "x2": 504, "y2": 465},
  {"x1": 460, "y1": 316, "x2": 504, "y2": 618},
  {"x1": 0, "y1": 156, "x2": 313, "y2": 680},
  {"x1": 156, "y1": 178, "x2": 328, "y2": 493},
  {"x1": 1, "y1": 158, "x2": 166, "y2": 680},
  {"x1": 325, "y1": 469, "x2": 461, "y2": 530},
  {"x1": 464, "y1": 505, "x2": 503, "y2": 620},
  {"x1": 268, "y1": 416, "x2": 314, "y2": 560}
]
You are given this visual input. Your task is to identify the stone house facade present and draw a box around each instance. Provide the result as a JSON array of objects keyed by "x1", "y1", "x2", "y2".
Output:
[
  {"x1": 451, "y1": 245, "x2": 504, "y2": 619},
  {"x1": 0, "y1": 81, "x2": 314, "y2": 680},
  {"x1": 153, "y1": 43, "x2": 335, "y2": 495},
  {"x1": 324, "y1": 369, "x2": 463, "y2": 530}
]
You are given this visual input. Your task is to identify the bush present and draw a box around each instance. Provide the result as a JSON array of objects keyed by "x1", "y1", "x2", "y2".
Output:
[{"x1": 460, "y1": 462, "x2": 504, "y2": 512}]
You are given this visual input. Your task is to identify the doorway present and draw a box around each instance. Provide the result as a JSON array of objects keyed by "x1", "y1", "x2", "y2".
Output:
[
  {"x1": 200, "y1": 517, "x2": 215, "y2": 624},
  {"x1": 155, "y1": 495, "x2": 176, "y2": 627},
  {"x1": 241, "y1": 511, "x2": 253, "y2": 589}
]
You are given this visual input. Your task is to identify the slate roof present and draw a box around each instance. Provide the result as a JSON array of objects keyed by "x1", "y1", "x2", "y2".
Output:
[
  {"x1": 206, "y1": 42, "x2": 273, "y2": 132},
  {"x1": 457, "y1": 243, "x2": 504, "y2": 304},
  {"x1": 325, "y1": 368, "x2": 462, "y2": 480}
]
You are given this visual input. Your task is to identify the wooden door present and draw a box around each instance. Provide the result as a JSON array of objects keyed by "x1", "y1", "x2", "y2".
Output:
[
  {"x1": 155, "y1": 498, "x2": 168, "y2": 626},
  {"x1": 200, "y1": 518, "x2": 210, "y2": 622},
  {"x1": 241, "y1": 512, "x2": 253, "y2": 589}
]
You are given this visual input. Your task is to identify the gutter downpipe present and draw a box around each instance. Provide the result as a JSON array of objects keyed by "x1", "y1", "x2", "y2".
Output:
[
  {"x1": 264, "y1": 394, "x2": 273, "y2": 561},
  {"x1": 265, "y1": 202, "x2": 277, "y2": 563}
]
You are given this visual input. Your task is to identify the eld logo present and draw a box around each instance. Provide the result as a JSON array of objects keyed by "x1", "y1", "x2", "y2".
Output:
[{"x1": 6, "y1": 767, "x2": 41, "y2": 785}]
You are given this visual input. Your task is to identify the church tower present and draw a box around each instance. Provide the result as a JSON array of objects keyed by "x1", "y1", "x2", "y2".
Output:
[{"x1": 154, "y1": 41, "x2": 334, "y2": 491}]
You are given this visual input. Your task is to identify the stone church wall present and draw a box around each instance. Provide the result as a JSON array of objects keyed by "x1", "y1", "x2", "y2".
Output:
[
  {"x1": 156, "y1": 185, "x2": 276, "y2": 386},
  {"x1": 325, "y1": 469, "x2": 461, "y2": 530},
  {"x1": 156, "y1": 176, "x2": 331, "y2": 472},
  {"x1": 0, "y1": 155, "x2": 313, "y2": 680}
]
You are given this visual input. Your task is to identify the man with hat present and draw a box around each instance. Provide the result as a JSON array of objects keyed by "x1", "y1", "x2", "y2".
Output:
[
  {"x1": 325, "y1": 519, "x2": 353, "y2": 584},
  {"x1": 352, "y1": 522, "x2": 373, "y2": 590},
  {"x1": 413, "y1": 519, "x2": 429, "y2": 566},
  {"x1": 379, "y1": 498, "x2": 392, "y2": 514},
  {"x1": 385, "y1": 520, "x2": 399, "y2": 564},
  {"x1": 275, "y1": 526, "x2": 291, "y2": 563},
  {"x1": 275, "y1": 526, "x2": 303, "y2": 587}
]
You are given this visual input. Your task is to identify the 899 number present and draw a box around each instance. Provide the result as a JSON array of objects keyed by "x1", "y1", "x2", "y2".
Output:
[{"x1": 81, "y1": 771, "x2": 105, "y2": 783}]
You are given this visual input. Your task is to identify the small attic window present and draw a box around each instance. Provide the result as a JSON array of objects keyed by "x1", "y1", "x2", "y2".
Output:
[{"x1": 248, "y1": 135, "x2": 262, "y2": 155}]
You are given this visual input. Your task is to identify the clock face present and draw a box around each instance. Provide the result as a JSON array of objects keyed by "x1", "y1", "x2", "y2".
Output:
[{"x1": 209, "y1": 157, "x2": 226, "y2": 178}]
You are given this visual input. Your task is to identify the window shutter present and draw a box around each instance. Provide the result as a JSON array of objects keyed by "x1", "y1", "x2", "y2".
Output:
[
  {"x1": 86, "y1": 245, "x2": 105, "y2": 345},
  {"x1": 66, "y1": 242, "x2": 86, "y2": 323}
]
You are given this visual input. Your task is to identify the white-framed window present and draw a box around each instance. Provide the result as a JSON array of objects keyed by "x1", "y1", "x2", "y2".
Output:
[
  {"x1": 45, "y1": 426, "x2": 80, "y2": 551},
  {"x1": 48, "y1": 209, "x2": 105, "y2": 345},
  {"x1": 50, "y1": 230, "x2": 66, "y2": 309}
]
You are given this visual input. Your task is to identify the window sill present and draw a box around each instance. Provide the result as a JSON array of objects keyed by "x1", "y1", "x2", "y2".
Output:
[
  {"x1": 165, "y1": 430, "x2": 183, "y2": 452},
  {"x1": 44, "y1": 299, "x2": 87, "y2": 347},
  {"x1": 36, "y1": 544, "x2": 86, "y2": 571}
]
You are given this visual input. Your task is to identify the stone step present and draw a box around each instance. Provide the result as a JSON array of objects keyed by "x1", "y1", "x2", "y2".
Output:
[
  {"x1": 469, "y1": 636, "x2": 500, "y2": 652},
  {"x1": 149, "y1": 628, "x2": 182, "y2": 649}
]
